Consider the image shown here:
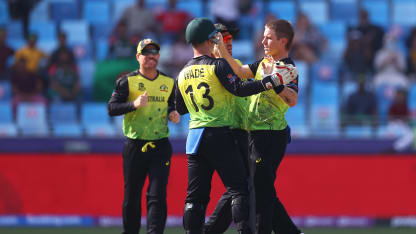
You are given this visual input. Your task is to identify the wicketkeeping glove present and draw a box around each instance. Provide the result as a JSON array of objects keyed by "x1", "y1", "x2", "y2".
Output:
[{"x1": 260, "y1": 64, "x2": 298, "y2": 90}]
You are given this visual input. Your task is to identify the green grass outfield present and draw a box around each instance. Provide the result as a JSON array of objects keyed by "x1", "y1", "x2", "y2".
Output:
[{"x1": 0, "y1": 227, "x2": 415, "y2": 234}]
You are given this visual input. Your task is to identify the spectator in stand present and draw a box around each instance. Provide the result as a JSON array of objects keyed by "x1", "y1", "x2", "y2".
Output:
[
  {"x1": 373, "y1": 34, "x2": 409, "y2": 89},
  {"x1": 118, "y1": 0, "x2": 159, "y2": 39},
  {"x1": 343, "y1": 78, "x2": 378, "y2": 128},
  {"x1": 343, "y1": 30, "x2": 370, "y2": 81},
  {"x1": 0, "y1": 27, "x2": 14, "y2": 80},
  {"x1": 386, "y1": 89, "x2": 414, "y2": 152},
  {"x1": 11, "y1": 58, "x2": 46, "y2": 111},
  {"x1": 405, "y1": 27, "x2": 416, "y2": 80},
  {"x1": 349, "y1": 9, "x2": 384, "y2": 74},
  {"x1": 108, "y1": 20, "x2": 137, "y2": 60},
  {"x1": 47, "y1": 50, "x2": 80, "y2": 103},
  {"x1": 161, "y1": 33, "x2": 193, "y2": 78},
  {"x1": 156, "y1": 0, "x2": 191, "y2": 42},
  {"x1": 49, "y1": 32, "x2": 75, "y2": 68},
  {"x1": 291, "y1": 13, "x2": 326, "y2": 64},
  {"x1": 14, "y1": 34, "x2": 47, "y2": 74}
]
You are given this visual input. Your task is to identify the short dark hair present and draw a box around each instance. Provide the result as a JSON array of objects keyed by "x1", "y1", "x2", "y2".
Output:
[{"x1": 265, "y1": 19, "x2": 294, "y2": 50}]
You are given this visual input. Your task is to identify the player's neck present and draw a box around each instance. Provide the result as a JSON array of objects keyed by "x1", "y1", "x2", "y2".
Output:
[
  {"x1": 193, "y1": 46, "x2": 212, "y2": 58},
  {"x1": 271, "y1": 51, "x2": 289, "y2": 61},
  {"x1": 140, "y1": 68, "x2": 158, "y2": 80}
]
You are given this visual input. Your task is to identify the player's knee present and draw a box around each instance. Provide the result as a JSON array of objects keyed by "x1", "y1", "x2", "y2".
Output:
[
  {"x1": 231, "y1": 197, "x2": 249, "y2": 223},
  {"x1": 183, "y1": 202, "x2": 205, "y2": 233}
]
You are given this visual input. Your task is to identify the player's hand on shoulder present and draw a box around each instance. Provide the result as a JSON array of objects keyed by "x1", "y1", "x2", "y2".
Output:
[
  {"x1": 134, "y1": 91, "x2": 148, "y2": 108},
  {"x1": 168, "y1": 110, "x2": 180, "y2": 123}
]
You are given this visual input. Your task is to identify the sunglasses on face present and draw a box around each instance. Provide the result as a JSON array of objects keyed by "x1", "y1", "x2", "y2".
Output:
[
  {"x1": 141, "y1": 49, "x2": 159, "y2": 56},
  {"x1": 223, "y1": 34, "x2": 233, "y2": 43}
]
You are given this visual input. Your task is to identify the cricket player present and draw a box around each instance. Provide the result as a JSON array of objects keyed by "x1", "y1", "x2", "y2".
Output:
[
  {"x1": 108, "y1": 38, "x2": 180, "y2": 234},
  {"x1": 175, "y1": 18, "x2": 298, "y2": 234},
  {"x1": 215, "y1": 19, "x2": 304, "y2": 234}
]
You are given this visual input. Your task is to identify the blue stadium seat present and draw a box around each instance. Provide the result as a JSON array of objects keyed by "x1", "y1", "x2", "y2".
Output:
[
  {"x1": 0, "y1": 102, "x2": 16, "y2": 138},
  {"x1": 83, "y1": 0, "x2": 111, "y2": 25},
  {"x1": 0, "y1": 0, "x2": 9, "y2": 25},
  {"x1": 84, "y1": 124, "x2": 116, "y2": 137},
  {"x1": 29, "y1": 0, "x2": 49, "y2": 22},
  {"x1": 319, "y1": 21, "x2": 346, "y2": 43},
  {"x1": 61, "y1": 20, "x2": 90, "y2": 45},
  {"x1": 294, "y1": 61, "x2": 308, "y2": 104},
  {"x1": 95, "y1": 39, "x2": 109, "y2": 61},
  {"x1": 310, "y1": 102, "x2": 340, "y2": 137},
  {"x1": 340, "y1": 80, "x2": 358, "y2": 103},
  {"x1": 299, "y1": 0, "x2": 329, "y2": 25},
  {"x1": 177, "y1": 0, "x2": 203, "y2": 18},
  {"x1": 92, "y1": 24, "x2": 112, "y2": 40},
  {"x1": 16, "y1": 103, "x2": 49, "y2": 136},
  {"x1": 0, "y1": 81, "x2": 11, "y2": 101},
  {"x1": 362, "y1": 0, "x2": 389, "y2": 28},
  {"x1": 51, "y1": 1, "x2": 79, "y2": 22},
  {"x1": 29, "y1": 20, "x2": 57, "y2": 41},
  {"x1": 112, "y1": 115, "x2": 124, "y2": 134},
  {"x1": 311, "y1": 81, "x2": 339, "y2": 105},
  {"x1": 6, "y1": 21, "x2": 24, "y2": 40},
  {"x1": 286, "y1": 102, "x2": 306, "y2": 127},
  {"x1": 49, "y1": 103, "x2": 78, "y2": 124},
  {"x1": 267, "y1": 0, "x2": 296, "y2": 23},
  {"x1": 0, "y1": 123, "x2": 18, "y2": 137},
  {"x1": 311, "y1": 61, "x2": 339, "y2": 82},
  {"x1": 37, "y1": 39, "x2": 58, "y2": 54},
  {"x1": 113, "y1": 0, "x2": 135, "y2": 22},
  {"x1": 330, "y1": 0, "x2": 358, "y2": 24},
  {"x1": 81, "y1": 102, "x2": 111, "y2": 126},
  {"x1": 344, "y1": 125, "x2": 373, "y2": 138},
  {"x1": 78, "y1": 60, "x2": 95, "y2": 91},
  {"x1": 392, "y1": 0, "x2": 416, "y2": 26},
  {"x1": 53, "y1": 123, "x2": 83, "y2": 137},
  {"x1": 0, "y1": 102, "x2": 12, "y2": 123},
  {"x1": 146, "y1": 0, "x2": 168, "y2": 10}
]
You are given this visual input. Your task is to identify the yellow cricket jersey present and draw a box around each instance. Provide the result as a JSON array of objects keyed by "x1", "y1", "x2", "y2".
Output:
[{"x1": 247, "y1": 57, "x2": 298, "y2": 131}]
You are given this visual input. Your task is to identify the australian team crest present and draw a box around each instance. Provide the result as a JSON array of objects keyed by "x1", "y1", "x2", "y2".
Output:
[
  {"x1": 138, "y1": 82, "x2": 146, "y2": 91},
  {"x1": 160, "y1": 84, "x2": 168, "y2": 92}
]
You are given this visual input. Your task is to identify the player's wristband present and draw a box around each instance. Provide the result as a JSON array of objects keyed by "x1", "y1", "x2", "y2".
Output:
[
  {"x1": 273, "y1": 85, "x2": 284, "y2": 94},
  {"x1": 260, "y1": 75, "x2": 274, "y2": 90}
]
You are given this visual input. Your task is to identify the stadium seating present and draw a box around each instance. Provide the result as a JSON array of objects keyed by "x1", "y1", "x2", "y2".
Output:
[
  {"x1": 177, "y1": 0, "x2": 203, "y2": 18},
  {"x1": 60, "y1": 20, "x2": 90, "y2": 45},
  {"x1": 0, "y1": 81, "x2": 11, "y2": 101},
  {"x1": 112, "y1": 0, "x2": 135, "y2": 22},
  {"x1": 49, "y1": 103, "x2": 78, "y2": 125},
  {"x1": 29, "y1": 0, "x2": 49, "y2": 22},
  {"x1": 299, "y1": 0, "x2": 329, "y2": 25},
  {"x1": 231, "y1": 40, "x2": 254, "y2": 65},
  {"x1": 83, "y1": 0, "x2": 111, "y2": 25},
  {"x1": 392, "y1": 0, "x2": 416, "y2": 26},
  {"x1": 330, "y1": 0, "x2": 358, "y2": 24},
  {"x1": 6, "y1": 21, "x2": 24, "y2": 40},
  {"x1": 81, "y1": 102, "x2": 110, "y2": 126},
  {"x1": 29, "y1": 20, "x2": 57, "y2": 41},
  {"x1": 362, "y1": 0, "x2": 389, "y2": 28},
  {"x1": 267, "y1": 0, "x2": 296, "y2": 23},
  {"x1": 0, "y1": 0, "x2": 9, "y2": 25},
  {"x1": 16, "y1": 103, "x2": 49, "y2": 136},
  {"x1": 0, "y1": 102, "x2": 17, "y2": 137},
  {"x1": 344, "y1": 125, "x2": 373, "y2": 138},
  {"x1": 51, "y1": 1, "x2": 79, "y2": 22},
  {"x1": 84, "y1": 124, "x2": 117, "y2": 137},
  {"x1": 52, "y1": 123, "x2": 83, "y2": 137}
]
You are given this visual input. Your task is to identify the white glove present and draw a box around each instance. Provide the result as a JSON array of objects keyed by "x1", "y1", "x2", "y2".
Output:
[{"x1": 268, "y1": 64, "x2": 298, "y2": 86}]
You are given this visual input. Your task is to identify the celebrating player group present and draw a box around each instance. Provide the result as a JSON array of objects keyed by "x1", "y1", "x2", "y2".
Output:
[{"x1": 109, "y1": 16, "x2": 304, "y2": 234}]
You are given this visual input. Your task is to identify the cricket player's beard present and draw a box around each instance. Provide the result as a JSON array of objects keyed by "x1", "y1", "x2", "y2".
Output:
[{"x1": 143, "y1": 58, "x2": 158, "y2": 70}]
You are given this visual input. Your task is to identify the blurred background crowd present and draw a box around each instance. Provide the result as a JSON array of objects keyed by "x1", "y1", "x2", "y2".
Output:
[{"x1": 0, "y1": 0, "x2": 415, "y2": 152}]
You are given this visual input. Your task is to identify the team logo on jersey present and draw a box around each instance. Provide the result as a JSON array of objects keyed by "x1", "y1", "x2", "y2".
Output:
[
  {"x1": 160, "y1": 84, "x2": 168, "y2": 92},
  {"x1": 138, "y1": 82, "x2": 146, "y2": 91},
  {"x1": 227, "y1": 74, "x2": 237, "y2": 83}
]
